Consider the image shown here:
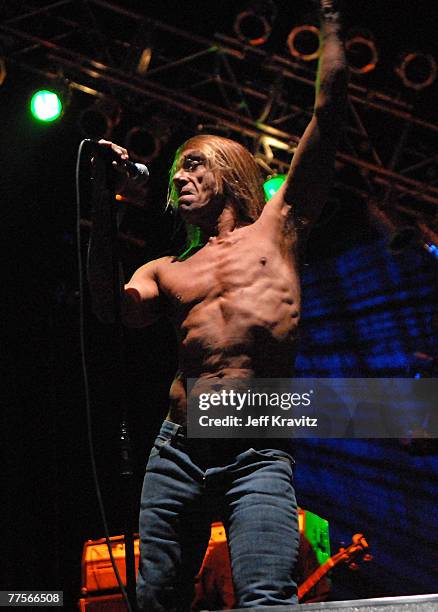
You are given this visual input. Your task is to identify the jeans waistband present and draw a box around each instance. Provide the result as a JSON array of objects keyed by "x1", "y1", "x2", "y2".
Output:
[{"x1": 158, "y1": 419, "x2": 294, "y2": 459}]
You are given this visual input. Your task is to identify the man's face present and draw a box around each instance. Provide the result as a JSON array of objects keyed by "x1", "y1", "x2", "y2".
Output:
[{"x1": 172, "y1": 149, "x2": 223, "y2": 223}]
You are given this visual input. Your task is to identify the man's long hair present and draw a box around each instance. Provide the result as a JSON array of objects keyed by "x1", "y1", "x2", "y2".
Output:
[{"x1": 168, "y1": 135, "x2": 266, "y2": 251}]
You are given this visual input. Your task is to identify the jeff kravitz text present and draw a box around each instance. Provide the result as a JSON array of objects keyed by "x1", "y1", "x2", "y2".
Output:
[{"x1": 199, "y1": 414, "x2": 318, "y2": 427}]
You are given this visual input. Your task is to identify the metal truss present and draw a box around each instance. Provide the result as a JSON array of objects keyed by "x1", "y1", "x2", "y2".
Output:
[{"x1": 1, "y1": 0, "x2": 438, "y2": 243}]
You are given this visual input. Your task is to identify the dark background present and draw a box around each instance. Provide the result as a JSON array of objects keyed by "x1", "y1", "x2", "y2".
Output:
[{"x1": 2, "y1": 1, "x2": 438, "y2": 609}]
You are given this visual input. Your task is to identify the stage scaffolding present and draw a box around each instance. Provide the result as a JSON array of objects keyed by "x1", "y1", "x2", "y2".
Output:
[{"x1": 1, "y1": 0, "x2": 437, "y2": 245}]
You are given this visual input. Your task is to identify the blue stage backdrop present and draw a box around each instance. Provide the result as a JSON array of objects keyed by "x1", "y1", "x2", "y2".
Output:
[{"x1": 294, "y1": 237, "x2": 438, "y2": 599}]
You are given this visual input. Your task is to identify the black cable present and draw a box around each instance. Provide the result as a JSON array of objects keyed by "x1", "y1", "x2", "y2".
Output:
[{"x1": 75, "y1": 139, "x2": 133, "y2": 612}]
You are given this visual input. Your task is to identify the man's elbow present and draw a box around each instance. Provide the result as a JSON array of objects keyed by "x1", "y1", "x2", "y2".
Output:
[{"x1": 122, "y1": 287, "x2": 143, "y2": 327}]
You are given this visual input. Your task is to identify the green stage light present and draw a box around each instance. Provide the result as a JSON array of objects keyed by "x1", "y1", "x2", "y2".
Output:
[
  {"x1": 30, "y1": 89, "x2": 63, "y2": 122},
  {"x1": 263, "y1": 174, "x2": 286, "y2": 200}
]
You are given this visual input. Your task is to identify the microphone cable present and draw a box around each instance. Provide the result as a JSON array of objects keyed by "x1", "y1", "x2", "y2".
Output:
[{"x1": 75, "y1": 139, "x2": 134, "y2": 612}]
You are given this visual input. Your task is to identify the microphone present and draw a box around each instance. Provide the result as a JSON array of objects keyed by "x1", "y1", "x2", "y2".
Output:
[{"x1": 85, "y1": 139, "x2": 150, "y2": 184}]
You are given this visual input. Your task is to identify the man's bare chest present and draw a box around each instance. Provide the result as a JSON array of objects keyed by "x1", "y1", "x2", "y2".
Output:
[{"x1": 158, "y1": 231, "x2": 299, "y2": 322}]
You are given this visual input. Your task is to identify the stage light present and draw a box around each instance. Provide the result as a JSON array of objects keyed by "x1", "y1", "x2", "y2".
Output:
[
  {"x1": 30, "y1": 89, "x2": 63, "y2": 122},
  {"x1": 125, "y1": 126, "x2": 161, "y2": 164},
  {"x1": 78, "y1": 99, "x2": 121, "y2": 139},
  {"x1": 234, "y1": 0, "x2": 278, "y2": 46},
  {"x1": 418, "y1": 223, "x2": 438, "y2": 259},
  {"x1": 396, "y1": 52, "x2": 437, "y2": 90},
  {"x1": 136, "y1": 47, "x2": 153, "y2": 75},
  {"x1": 263, "y1": 174, "x2": 286, "y2": 200},
  {"x1": 345, "y1": 31, "x2": 378, "y2": 74},
  {"x1": 125, "y1": 117, "x2": 172, "y2": 164},
  {"x1": 424, "y1": 243, "x2": 438, "y2": 259},
  {"x1": 287, "y1": 24, "x2": 320, "y2": 61}
]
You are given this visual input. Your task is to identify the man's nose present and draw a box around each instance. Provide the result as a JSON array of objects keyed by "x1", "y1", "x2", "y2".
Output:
[{"x1": 173, "y1": 168, "x2": 189, "y2": 184}]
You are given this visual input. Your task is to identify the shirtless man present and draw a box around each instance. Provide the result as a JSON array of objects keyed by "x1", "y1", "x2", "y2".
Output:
[{"x1": 95, "y1": 2, "x2": 347, "y2": 609}]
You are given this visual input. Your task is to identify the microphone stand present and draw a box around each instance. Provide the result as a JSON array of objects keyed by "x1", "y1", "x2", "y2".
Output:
[{"x1": 88, "y1": 153, "x2": 138, "y2": 610}]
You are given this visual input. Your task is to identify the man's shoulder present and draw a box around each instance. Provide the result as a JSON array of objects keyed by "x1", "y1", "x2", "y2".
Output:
[
  {"x1": 140, "y1": 254, "x2": 175, "y2": 273},
  {"x1": 154, "y1": 254, "x2": 177, "y2": 269},
  {"x1": 128, "y1": 255, "x2": 175, "y2": 288}
]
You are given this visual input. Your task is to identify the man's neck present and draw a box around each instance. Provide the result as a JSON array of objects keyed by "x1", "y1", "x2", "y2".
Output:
[{"x1": 199, "y1": 204, "x2": 239, "y2": 242}]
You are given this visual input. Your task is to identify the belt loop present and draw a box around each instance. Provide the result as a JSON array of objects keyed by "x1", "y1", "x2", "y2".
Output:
[{"x1": 170, "y1": 423, "x2": 187, "y2": 447}]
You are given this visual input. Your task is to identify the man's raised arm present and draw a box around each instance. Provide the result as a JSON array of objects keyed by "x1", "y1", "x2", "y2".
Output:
[{"x1": 271, "y1": 0, "x2": 349, "y2": 237}]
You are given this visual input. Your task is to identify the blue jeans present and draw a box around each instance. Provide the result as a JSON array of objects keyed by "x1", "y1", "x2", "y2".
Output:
[{"x1": 137, "y1": 420, "x2": 299, "y2": 611}]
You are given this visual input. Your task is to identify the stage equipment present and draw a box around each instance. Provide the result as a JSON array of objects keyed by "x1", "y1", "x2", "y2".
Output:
[
  {"x1": 30, "y1": 89, "x2": 63, "y2": 122},
  {"x1": 80, "y1": 510, "x2": 330, "y2": 598},
  {"x1": 298, "y1": 534, "x2": 371, "y2": 601},
  {"x1": 395, "y1": 52, "x2": 437, "y2": 91},
  {"x1": 259, "y1": 135, "x2": 297, "y2": 164},
  {"x1": 136, "y1": 47, "x2": 153, "y2": 75},
  {"x1": 78, "y1": 594, "x2": 438, "y2": 612},
  {"x1": 264, "y1": 174, "x2": 286, "y2": 200},
  {"x1": 298, "y1": 507, "x2": 330, "y2": 566},
  {"x1": 81, "y1": 534, "x2": 140, "y2": 595},
  {"x1": 78, "y1": 593, "x2": 124, "y2": 610},
  {"x1": 417, "y1": 224, "x2": 438, "y2": 260},
  {"x1": 287, "y1": 24, "x2": 320, "y2": 61},
  {"x1": 78, "y1": 99, "x2": 121, "y2": 139},
  {"x1": 345, "y1": 30, "x2": 378, "y2": 74},
  {"x1": 367, "y1": 201, "x2": 419, "y2": 253},
  {"x1": 233, "y1": 0, "x2": 278, "y2": 46},
  {"x1": 125, "y1": 125, "x2": 161, "y2": 163},
  {"x1": 125, "y1": 116, "x2": 171, "y2": 164},
  {"x1": 4, "y1": 1, "x2": 438, "y2": 246},
  {"x1": 424, "y1": 242, "x2": 438, "y2": 260}
]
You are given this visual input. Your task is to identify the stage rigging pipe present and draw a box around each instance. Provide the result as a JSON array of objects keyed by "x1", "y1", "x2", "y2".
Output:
[{"x1": 367, "y1": 201, "x2": 419, "y2": 252}]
